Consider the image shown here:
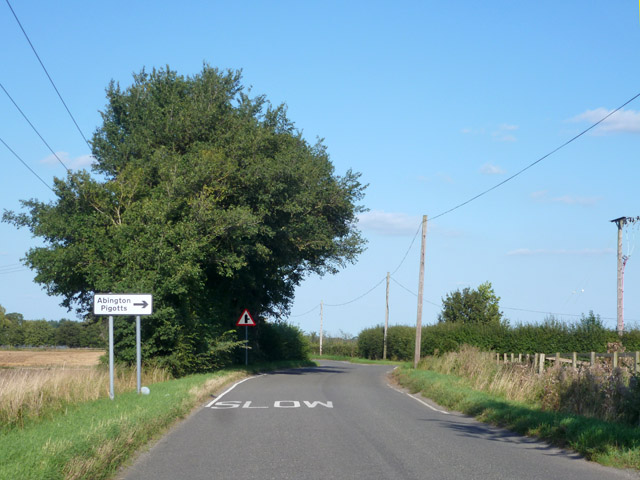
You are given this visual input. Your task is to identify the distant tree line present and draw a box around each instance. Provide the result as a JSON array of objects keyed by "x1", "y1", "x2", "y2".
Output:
[
  {"x1": 0, "y1": 305, "x2": 104, "y2": 348},
  {"x1": 327, "y1": 282, "x2": 640, "y2": 361}
]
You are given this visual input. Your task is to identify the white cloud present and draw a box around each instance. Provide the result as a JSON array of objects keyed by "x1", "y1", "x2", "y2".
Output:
[
  {"x1": 530, "y1": 190, "x2": 601, "y2": 207},
  {"x1": 507, "y1": 248, "x2": 614, "y2": 256},
  {"x1": 550, "y1": 195, "x2": 601, "y2": 206},
  {"x1": 357, "y1": 210, "x2": 421, "y2": 236},
  {"x1": 479, "y1": 163, "x2": 505, "y2": 175},
  {"x1": 530, "y1": 190, "x2": 548, "y2": 200},
  {"x1": 492, "y1": 123, "x2": 519, "y2": 142},
  {"x1": 41, "y1": 152, "x2": 94, "y2": 170},
  {"x1": 570, "y1": 107, "x2": 640, "y2": 134}
]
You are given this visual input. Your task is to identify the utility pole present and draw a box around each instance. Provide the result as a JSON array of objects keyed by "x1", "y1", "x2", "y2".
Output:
[
  {"x1": 611, "y1": 217, "x2": 638, "y2": 336},
  {"x1": 383, "y1": 272, "x2": 389, "y2": 360},
  {"x1": 319, "y1": 300, "x2": 324, "y2": 356},
  {"x1": 414, "y1": 215, "x2": 427, "y2": 368}
]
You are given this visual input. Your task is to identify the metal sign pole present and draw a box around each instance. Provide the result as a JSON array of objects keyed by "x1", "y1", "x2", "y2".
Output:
[
  {"x1": 109, "y1": 315, "x2": 114, "y2": 399},
  {"x1": 136, "y1": 315, "x2": 141, "y2": 394},
  {"x1": 245, "y1": 325, "x2": 248, "y2": 366}
]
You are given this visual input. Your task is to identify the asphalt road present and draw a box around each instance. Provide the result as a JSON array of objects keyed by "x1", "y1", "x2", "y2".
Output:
[{"x1": 119, "y1": 361, "x2": 638, "y2": 480}]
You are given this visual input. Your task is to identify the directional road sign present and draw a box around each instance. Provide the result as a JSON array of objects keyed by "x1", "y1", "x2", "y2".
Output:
[
  {"x1": 93, "y1": 293, "x2": 153, "y2": 316},
  {"x1": 236, "y1": 309, "x2": 256, "y2": 326}
]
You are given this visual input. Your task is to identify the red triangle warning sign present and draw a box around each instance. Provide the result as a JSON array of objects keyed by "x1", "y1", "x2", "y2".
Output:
[{"x1": 236, "y1": 309, "x2": 256, "y2": 326}]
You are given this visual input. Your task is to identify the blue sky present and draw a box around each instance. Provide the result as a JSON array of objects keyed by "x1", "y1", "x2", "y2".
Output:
[{"x1": 1, "y1": 1, "x2": 639, "y2": 336}]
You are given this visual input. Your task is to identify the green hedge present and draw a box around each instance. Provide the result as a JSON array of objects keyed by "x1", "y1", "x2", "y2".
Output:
[{"x1": 358, "y1": 313, "x2": 637, "y2": 361}]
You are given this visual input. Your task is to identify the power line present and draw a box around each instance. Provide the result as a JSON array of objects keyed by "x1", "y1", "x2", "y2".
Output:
[
  {"x1": 431, "y1": 92, "x2": 640, "y2": 221},
  {"x1": 324, "y1": 275, "x2": 387, "y2": 307},
  {"x1": 289, "y1": 304, "x2": 320, "y2": 318},
  {"x1": 390, "y1": 221, "x2": 422, "y2": 276},
  {"x1": 5, "y1": 0, "x2": 91, "y2": 149},
  {"x1": 0, "y1": 135, "x2": 53, "y2": 192},
  {"x1": 0, "y1": 81, "x2": 70, "y2": 172}
]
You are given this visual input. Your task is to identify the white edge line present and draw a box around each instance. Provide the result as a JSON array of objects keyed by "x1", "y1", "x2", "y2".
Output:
[
  {"x1": 387, "y1": 383, "x2": 450, "y2": 415},
  {"x1": 204, "y1": 374, "x2": 265, "y2": 408},
  {"x1": 407, "y1": 393, "x2": 450, "y2": 415}
]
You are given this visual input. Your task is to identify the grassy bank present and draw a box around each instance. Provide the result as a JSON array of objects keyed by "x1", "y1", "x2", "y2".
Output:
[
  {"x1": 394, "y1": 364, "x2": 640, "y2": 469},
  {"x1": 0, "y1": 360, "x2": 314, "y2": 480}
]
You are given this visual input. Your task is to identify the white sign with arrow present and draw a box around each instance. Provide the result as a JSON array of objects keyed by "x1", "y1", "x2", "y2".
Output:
[{"x1": 93, "y1": 293, "x2": 153, "y2": 316}]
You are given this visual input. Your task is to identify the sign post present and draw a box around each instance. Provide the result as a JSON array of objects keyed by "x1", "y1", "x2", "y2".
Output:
[
  {"x1": 93, "y1": 293, "x2": 153, "y2": 399},
  {"x1": 236, "y1": 309, "x2": 256, "y2": 366}
]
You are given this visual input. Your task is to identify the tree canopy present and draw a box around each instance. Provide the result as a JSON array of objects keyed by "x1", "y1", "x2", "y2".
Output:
[
  {"x1": 438, "y1": 281, "x2": 503, "y2": 325},
  {"x1": 3, "y1": 65, "x2": 366, "y2": 372}
]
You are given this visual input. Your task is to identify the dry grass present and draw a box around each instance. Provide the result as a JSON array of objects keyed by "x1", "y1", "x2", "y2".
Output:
[
  {"x1": 0, "y1": 365, "x2": 170, "y2": 429},
  {"x1": 419, "y1": 345, "x2": 640, "y2": 424},
  {"x1": 0, "y1": 349, "x2": 104, "y2": 368}
]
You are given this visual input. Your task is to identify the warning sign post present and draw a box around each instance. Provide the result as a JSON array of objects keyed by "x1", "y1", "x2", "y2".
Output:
[{"x1": 237, "y1": 309, "x2": 256, "y2": 365}]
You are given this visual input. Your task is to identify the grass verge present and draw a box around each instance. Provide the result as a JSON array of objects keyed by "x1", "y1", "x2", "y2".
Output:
[
  {"x1": 393, "y1": 365, "x2": 640, "y2": 470},
  {"x1": 313, "y1": 354, "x2": 404, "y2": 365},
  {"x1": 0, "y1": 359, "x2": 314, "y2": 480}
]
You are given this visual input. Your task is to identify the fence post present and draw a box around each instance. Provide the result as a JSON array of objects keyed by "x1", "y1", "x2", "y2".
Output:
[
  {"x1": 504, "y1": 353, "x2": 508, "y2": 363},
  {"x1": 518, "y1": 353, "x2": 522, "y2": 363},
  {"x1": 613, "y1": 351, "x2": 619, "y2": 369},
  {"x1": 539, "y1": 353, "x2": 545, "y2": 374},
  {"x1": 555, "y1": 352, "x2": 560, "y2": 367},
  {"x1": 534, "y1": 353, "x2": 539, "y2": 372},
  {"x1": 635, "y1": 352, "x2": 639, "y2": 374},
  {"x1": 510, "y1": 353, "x2": 514, "y2": 363},
  {"x1": 590, "y1": 352, "x2": 595, "y2": 366},
  {"x1": 496, "y1": 352, "x2": 500, "y2": 365},
  {"x1": 572, "y1": 352, "x2": 577, "y2": 369}
]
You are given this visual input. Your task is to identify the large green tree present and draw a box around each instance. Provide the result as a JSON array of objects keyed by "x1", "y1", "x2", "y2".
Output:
[
  {"x1": 438, "y1": 281, "x2": 503, "y2": 325},
  {"x1": 3, "y1": 66, "x2": 366, "y2": 372}
]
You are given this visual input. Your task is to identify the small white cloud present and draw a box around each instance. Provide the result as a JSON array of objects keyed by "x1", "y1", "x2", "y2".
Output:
[
  {"x1": 357, "y1": 210, "x2": 421, "y2": 236},
  {"x1": 480, "y1": 163, "x2": 505, "y2": 175},
  {"x1": 41, "y1": 151, "x2": 94, "y2": 170},
  {"x1": 570, "y1": 107, "x2": 640, "y2": 134},
  {"x1": 507, "y1": 248, "x2": 614, "y2": 256},
  {"x1": 530, "y1": 190, "x2": 601, "y2": 207},
  {"x1": 492, "y1": 124, "x2": 519, "y2": 142},
  {"x1": 530, "y1": 190, "x2": 548, "y2": 200},
  {"x1": 550, "y1": 195, "x2": 601, "y2": 206}
]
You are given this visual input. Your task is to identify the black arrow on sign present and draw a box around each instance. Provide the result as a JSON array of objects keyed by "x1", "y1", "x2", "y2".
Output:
[{"x1": 134, "y1": 300, "x2": 149, "y2": 309}]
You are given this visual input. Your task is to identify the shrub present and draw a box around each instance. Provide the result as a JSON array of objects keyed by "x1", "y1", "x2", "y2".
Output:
[{"x1": 252, "y1": 322, "x2": 310, "y2": 362}]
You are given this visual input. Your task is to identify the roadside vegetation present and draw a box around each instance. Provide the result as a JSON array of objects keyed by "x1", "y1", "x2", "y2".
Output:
[
  {"x1": 393, "y1": 347, "x2": 640, "y2": 469},
  {"x1": 0, "y1": 353, "x2": 313, "y2": 480}
]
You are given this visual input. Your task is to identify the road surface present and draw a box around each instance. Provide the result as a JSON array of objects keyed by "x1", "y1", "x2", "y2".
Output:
[{"x1": 119, "y1": 360, "x2": 638, "y2": 480}]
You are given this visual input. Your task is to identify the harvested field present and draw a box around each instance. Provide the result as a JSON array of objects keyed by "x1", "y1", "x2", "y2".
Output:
[{"x1": 0, "y1": 349, "x2": 104, "y2": 368}]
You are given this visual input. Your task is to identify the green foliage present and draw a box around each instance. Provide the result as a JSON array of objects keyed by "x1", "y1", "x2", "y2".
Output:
[
  {"x1": 357, "y1": 325, "x2": 416, "y2": 361},
  {"x1": 438, "y1": 281, "x2": 503, "y2": 325},
  {"x1": 356, "y1": 311, "x2": 636, "y2": 361},
  {"x1": 252, "y1": 322, "x2": 310, "y2": 362},
  {"x1": 0, "y1": 305, "x2": 104, "y2": 348},
  {"x1": 3, "y1": 66, "x2": 366, "y2": 373},
  {"x1": 307, "y1": 331, "x2": 358, "y2": 357}
]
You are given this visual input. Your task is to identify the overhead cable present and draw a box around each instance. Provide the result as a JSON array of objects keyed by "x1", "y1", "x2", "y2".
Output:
[
  {"x1": 0, "y1": 81, "x2": 70, "y2": 172},
  {"x1": 5, "y1": 0, "x2": 91, "y2": 149},
  {"x1": 324, "y1": 275, "x2": 387, "y2": 307},
  {"x1": 431, "y1": 92, "x2": 640, "y2": 220},
  {"x1": 0, "y1": 135, "x2": 53, "y2": 192}
]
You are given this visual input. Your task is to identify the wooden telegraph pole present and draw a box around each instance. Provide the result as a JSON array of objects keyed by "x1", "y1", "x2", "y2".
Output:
[
  {"x1": 383, "y1": 272, "x2": 389, "y2": 360},
  {"x1": 611, "y1": 216, "x2": 639, "y2": 336},
  {"x1": 414, "y1": 215, "x2": 427, "y2": 368}
]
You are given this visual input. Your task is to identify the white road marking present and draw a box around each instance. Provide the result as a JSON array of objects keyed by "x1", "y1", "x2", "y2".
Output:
[
  {"x1": 387, "y1": 383, "x2": 450, "y2": 415},
  {"x1": 205, "y1": 374, "x2": 265, "y2": 408}
]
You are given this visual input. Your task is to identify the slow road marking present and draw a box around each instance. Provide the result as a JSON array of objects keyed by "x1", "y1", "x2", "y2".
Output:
[{"x1": 210, "y1": 400, "x2": 333, "y2": 409}]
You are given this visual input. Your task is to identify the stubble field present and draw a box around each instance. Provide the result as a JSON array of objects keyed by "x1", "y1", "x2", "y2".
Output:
[{"x1": 0, "y1": 349, "x2": 104, "y2": 368}]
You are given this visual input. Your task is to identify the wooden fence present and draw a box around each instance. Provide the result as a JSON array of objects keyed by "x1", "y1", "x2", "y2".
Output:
[{"x1": 495, "y1": 351, "x2": 640, "y2": 375}]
